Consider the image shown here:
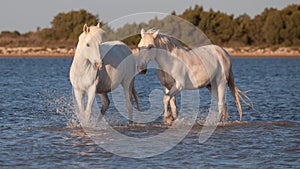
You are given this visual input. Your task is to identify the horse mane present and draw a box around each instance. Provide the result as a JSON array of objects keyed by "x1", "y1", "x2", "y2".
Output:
[
  {"x1": 146, "y1": 29, "x2": 187, "y2": 52},
  {"x1": 89, "y1": 26, "x2": 106, "y2": 41}
]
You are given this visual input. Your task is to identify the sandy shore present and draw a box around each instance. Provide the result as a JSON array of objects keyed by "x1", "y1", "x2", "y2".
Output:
[
  {"x1": 0, "y1": 46, "x2": 299, "y2": 58},
  {"x1": 132, "y1": 47, "x2": 300, "y2": 58},
  {"x1": 223, "y1": 47, "x2": 300, "y2": 58},
  {"x1": 0, "y1": 47, "x2": 74, "y2": 58}
]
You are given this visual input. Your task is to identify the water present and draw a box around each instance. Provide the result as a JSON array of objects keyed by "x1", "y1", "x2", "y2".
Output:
[{"x1": 0, "y1": 57, "x2": 299, "y2": 168}]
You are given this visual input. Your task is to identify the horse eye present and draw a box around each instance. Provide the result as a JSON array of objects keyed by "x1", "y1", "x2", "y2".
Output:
[
  {"x1": 148, "y1": 45, "x2": 153, "y2": 49},
  {"x1": 86, "y1": 43, "x2": 90, "y2": 47}
]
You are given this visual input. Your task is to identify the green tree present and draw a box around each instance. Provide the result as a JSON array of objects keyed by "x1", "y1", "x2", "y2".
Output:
[
  {"x1": 233, "y1": 14, "x2": 253, "y2": 45},
  {"x1": 50, "y1": 9, "x2": 100, "y2": 40},
  {"x1": 279, "y1": 4, "x2": 300, "y2": 46},
  {"x1": 0, "y1": 30, "x2": 21, "y2": 38},
  {"x1": 180, "y1": 5, "x2": 203, "y2": 26},
  {"x1": 262, "y1": 9, "x2": 284, "y2": 45}
]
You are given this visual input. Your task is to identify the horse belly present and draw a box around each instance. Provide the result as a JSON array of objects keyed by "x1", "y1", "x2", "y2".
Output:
[
  {"x1": 96, "y1": 75, "x2": 112, "y2": 93},
  {"x1": 179, "y1": 66, "x2": 210, "y2": 90},
  {"x1": 97, "y1": 42, "x2": 135, "y2": 93},
  {"x1": 96, "y1": 65, "x2": 125, "y2": 93}
]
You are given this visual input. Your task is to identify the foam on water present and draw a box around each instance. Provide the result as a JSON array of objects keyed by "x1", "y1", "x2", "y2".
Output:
[{"x1": 50, "y1": 91, "x2": 300, "y2": 132}]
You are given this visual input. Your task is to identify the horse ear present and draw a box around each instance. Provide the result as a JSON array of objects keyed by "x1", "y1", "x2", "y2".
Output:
[
  {"x1": 153, "y1": 30, "x2": 159, "y2": 39},
  {"x1": 97, "y1": 22, "x2": 100, "y2": 28},
  {"x1": 83, "y1": 24, "x2": 89, "y2": 33},
  {"x1": 141, "y1": 29, "x2": 145, "y2": 38}
]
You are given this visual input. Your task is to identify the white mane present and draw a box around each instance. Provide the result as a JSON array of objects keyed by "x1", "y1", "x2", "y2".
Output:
[{"x1": 146, "y1": 29, "x2": 187, "y2": 52}]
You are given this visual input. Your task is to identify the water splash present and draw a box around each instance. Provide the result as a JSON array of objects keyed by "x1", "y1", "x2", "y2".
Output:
[{"x1": 39, "y1": 90, "x2": 81, "y2": 128}]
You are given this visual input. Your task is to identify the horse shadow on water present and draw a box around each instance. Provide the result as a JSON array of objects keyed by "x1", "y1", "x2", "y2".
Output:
[{"x1": 70, "y1": 24, "x2": 253, "y2": 129}]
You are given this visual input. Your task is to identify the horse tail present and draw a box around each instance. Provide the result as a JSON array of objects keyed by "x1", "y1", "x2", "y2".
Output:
[
  {"x1": 228, "y1": 69, "x2": 254, "y2": 121},
  {"x1": 132, "y1": 82, "x2": 141, "y2": 111},
  {"x1": 228, "y1": 70, "x2": 243, "y2": 121}
]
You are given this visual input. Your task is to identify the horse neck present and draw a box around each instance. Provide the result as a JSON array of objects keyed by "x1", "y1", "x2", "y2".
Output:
[
  {"x1": 154, "y1": 48, "x2": 178, "y2": 70},
  {"x1": 154, "y1": 44, "x2": 184, "y2": 65},
  {"x1": 71, "y1": 50, "x2": 96, "y2": 75},
  {"x1": 73, "y1": 48, "x2": 84, "y2": 66}
]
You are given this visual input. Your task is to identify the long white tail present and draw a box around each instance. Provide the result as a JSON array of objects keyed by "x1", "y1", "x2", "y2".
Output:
[{"x1": 228, "y1": 70, "x2": 253, "y2": 121}]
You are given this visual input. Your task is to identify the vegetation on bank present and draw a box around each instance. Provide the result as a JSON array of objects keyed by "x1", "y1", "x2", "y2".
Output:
[{"x1": 0, "y1": 4, "x2": 299, "y2": 51}]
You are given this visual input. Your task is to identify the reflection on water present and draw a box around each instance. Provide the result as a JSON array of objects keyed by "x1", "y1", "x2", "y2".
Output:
[{"x1": 0, "y1": 58, "x2": 299, "y2": 168}]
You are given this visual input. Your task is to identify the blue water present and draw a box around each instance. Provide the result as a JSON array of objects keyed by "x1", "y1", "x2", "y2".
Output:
[{"x1": 0, "y1": 57, "x2": 299, "y2": 168}]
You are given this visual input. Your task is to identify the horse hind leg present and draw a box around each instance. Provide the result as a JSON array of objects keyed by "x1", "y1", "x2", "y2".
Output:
[
  {"x1": 208, "y1": 80, "x2": 227, "y2": 122},
  {"x1": 122, "y1": 81, "x2": 134, "y2": 125},
  {"x1": 131, "y1": 79, "x2": 141, "y2": 111},
  {"x1": 217, "y1": 81, "x2": 228, "y2": 122},
  {"x1": 96, "y1": 93, "x2": 110, "y2": 123},
  {"x1": 207, "y1": 84, "x2": 218, "y2": 100}
]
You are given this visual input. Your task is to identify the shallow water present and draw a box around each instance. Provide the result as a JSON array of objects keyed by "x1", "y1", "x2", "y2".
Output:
[{"x1": 0, "y1": 57, "x2": 299, "y2": 168}]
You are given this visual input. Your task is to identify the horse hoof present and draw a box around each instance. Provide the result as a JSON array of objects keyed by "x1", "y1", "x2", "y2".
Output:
[
  {"x1": 220, "y1": 115, "x2": 228, "y2": 122},
  {"x1": 164, "y1": 116, "x2": 174, "y2": 126},
  {"x1": 128, "y1": 120, "x2": 134, "y2": 127}
]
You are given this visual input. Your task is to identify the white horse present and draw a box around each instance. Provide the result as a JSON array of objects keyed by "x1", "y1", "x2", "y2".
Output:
[
  {"x1": 70, "y1": 24, "x2": 140, "y2": 124},
  {"x1": 137, "y1": 29, "x2": 249, "y2": 125}
]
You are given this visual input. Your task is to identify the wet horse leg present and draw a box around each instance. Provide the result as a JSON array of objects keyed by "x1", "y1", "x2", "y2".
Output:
[
  {"x1": 74, "y1": 89, "x2": 85, "y2": 118},
  {"x1": 96, "y1": 93, "x2": 110, "y2": 122},
  {"x1": 207, "y1": 84, "x2": 218, "y2": 100},
  {"x1": 85, "y1": 84, "x2": 96, "y2": 121},
  {"x1": 170, "y1": 96, "x2": 177, "y2": 119},
  {"x1": 163, "y1": 87, "x2": 173, "y2": 125},
  {"x1": 163, "y1": 94, "x2": 173, "y2": 125},
  {"x1": 164, "y1": 82, "x2": 181, "y2": 125},
  {"x1": 167, "y1": 81, "x2": 182, "y2": 98},
  {"x1": 122, "y1": 81, "x2": 133, "y2": 125},
  {"x1": 217, "y1": 81, "x2": 228, "y2": 122},
  {"x1": 207, "y1": 81, "x2": 222, "y2": 122}
]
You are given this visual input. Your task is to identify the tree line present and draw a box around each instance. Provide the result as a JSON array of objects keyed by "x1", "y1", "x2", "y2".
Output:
[
  {"x1": 0, "y1": 4, "x2": 299, "y2": 48},
  {"x1": 178, "y1": 4, "x2": 300, "y2": 47}
]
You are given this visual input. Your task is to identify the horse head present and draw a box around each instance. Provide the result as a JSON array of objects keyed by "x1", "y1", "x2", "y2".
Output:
[
  {"x1": 75, "y1": 23, "x2": 104, "y2": 70},
  {"x1": 137, "y1": 29, "x2": 159, "y2": 74}
]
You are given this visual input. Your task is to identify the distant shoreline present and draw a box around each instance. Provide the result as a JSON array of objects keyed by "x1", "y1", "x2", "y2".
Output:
[
  {"x1": 0, "y1": 47, "x2": 299, "y2": 58},
  {"x1": 223, "y1": 47, "x2": 300, "y2": 58}
]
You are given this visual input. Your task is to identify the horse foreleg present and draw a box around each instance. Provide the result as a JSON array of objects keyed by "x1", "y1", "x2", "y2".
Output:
[
  {"x1": 85, "y1": 85, "x2": 96, "y2": 121},
  {"x1": 167, "y1": 81, "x2": 182, "y2": 98},
  {"x1": 170, "y1": 96, "x2": 177, "y2": 120},
  {"x1": 96, "y1": 93, "x2": 110, "y2": 122},
  {"x1": 163, "y1": 94, "x2": 173, "y2": 125},
  {"x1": 74, "y1": 89, "x2": 85, "y2": 118},
  {"x1": 165, "y1": 82, "x2": 182, "y2": 125}
]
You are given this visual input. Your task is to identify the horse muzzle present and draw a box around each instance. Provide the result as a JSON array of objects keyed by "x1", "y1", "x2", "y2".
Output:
[
  {"x1": 97, "y1": 62, "x2": 102, "y2": 71},
  {"x1": 138, "y1": 68, "x2": 147, "y2": 74}
]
